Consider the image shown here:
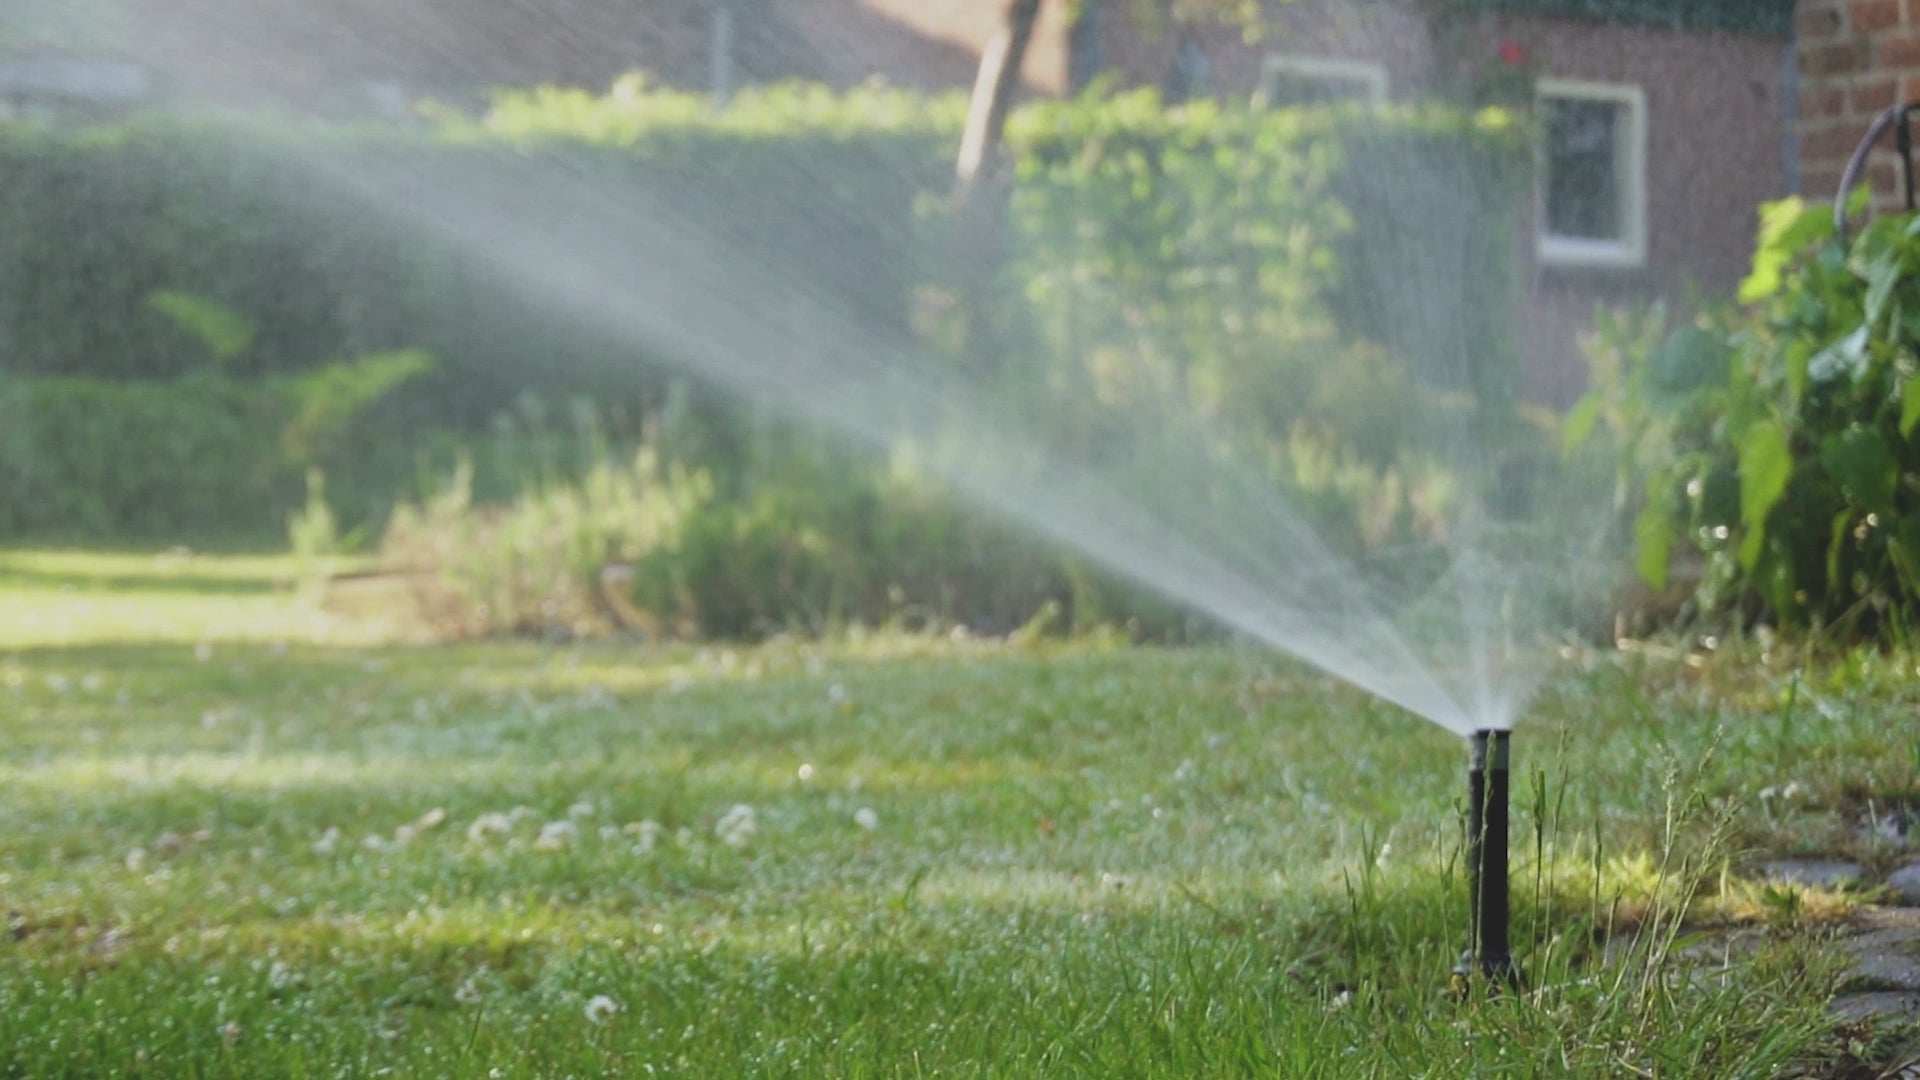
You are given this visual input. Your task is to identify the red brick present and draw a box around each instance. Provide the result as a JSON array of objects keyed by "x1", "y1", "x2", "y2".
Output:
[
  {"x1": 1853, "y1": 0, "x2": 1905, "y2": 33},
  {"x1": 1803, "y1": 84, "x2": 1848, "y2": 119},
  {"x1": 1803, "y1": 122, "x2": 1878, "y2": 160},
  {"x1": 1877, "y1": 32, "x2": 1920, "y2": 67},
  {"x1": 1851, "y1": 77, "x2": 1902, "y2": 114},
  {"x1": 1802, "y1": 166, "x2": 1849, "y2": 198},
  {"x1": 1804, "y1": 40, "x2": 1873, "y2": 77}
]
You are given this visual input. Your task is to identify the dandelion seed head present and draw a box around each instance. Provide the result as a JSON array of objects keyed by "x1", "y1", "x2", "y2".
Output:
[
  {"x1": 467, "y1": 813, "x2": 513, "y2": 842},
  {"x1": 535, "y1": 820, "x2": 577, "y2": 851},
  {"x1": 584, "y1": 994, "x2": 622, "y2": 1024},
  {"x1": 715, "y1": 804, "x2": 756, "y2": 849}
]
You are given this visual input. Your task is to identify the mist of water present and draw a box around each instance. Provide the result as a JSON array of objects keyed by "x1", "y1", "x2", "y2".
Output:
[{"x1": 20, "y1": 4, "x2": 1629, "y2": 735}]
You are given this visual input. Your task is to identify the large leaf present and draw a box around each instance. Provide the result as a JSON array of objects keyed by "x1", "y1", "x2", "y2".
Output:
[
  {"x1": 1561, "y1": 394, "x2": 1600, "y2": 452},
  {"x1": 1820, "y1": 425, "x2": 1898, "y2": 511},
  {"x1": 1902, "y1": 374, "x2": 1920, "y2": 437},
  {"x1": 1863, "y1": 242, "x2": 1907, "y2": 332},
  {"x1": 1740, "y1": 197, "x2": 1832, "y2": 304},
  {"x1": 1736, "y1": 419, "x2": 1792, "y2": 571},
  {"x1": 1807, "y1": 327, "x2": 1870, "y2": 385},
  {"x1": 1646, "y1": 327, "x2": 1731, "y2": 404}
]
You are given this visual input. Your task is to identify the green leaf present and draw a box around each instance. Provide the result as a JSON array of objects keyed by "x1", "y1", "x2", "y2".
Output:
[
  {"x1": 1829, "y1": 509, "x2": 1853, "y2": 593},
  {"x1": 1646, "y1": 327, "x2": 1731, "y2": 403},
  {"x1": 1820, "y1": 425, "x2": 1898, "y2": 511},
  {"x1": 1562, "y1": 394, "x2": 1600, "y2": 452},
  {"x1": 1901, "y1": 375, "x2": 1920, "y2": 437},
  {"x1": 147, "y1": 290, "x2": 257, "y2": 365},
  {"x1": 1634, "y1": 499, "x2": 1673, "y2": 591},
  {"x1": 1740, "y1": 197, "x2": 1832, "y2": 304},
  {"x1": 1808, "y1": 327, "x2": 1870, "y2": 385},
  {"x1": 1736, "y1": 419, "x2": 1792, "y2": 571},
  {"x1": 1864, "y1": 245, "x2": 1906, "y2": 331}
]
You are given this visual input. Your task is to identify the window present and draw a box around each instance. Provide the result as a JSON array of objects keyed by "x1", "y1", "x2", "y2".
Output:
[
  {"x1": 1537, "y1": 79, "x2": 1647, "y2": 268},
  {"x1": 1254, "y1": 55, "x2": 1388, "y2": 108}
]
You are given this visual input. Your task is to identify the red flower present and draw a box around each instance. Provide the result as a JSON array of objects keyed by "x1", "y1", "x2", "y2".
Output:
[{"x1": 1497, "y1": 40, "x2": 1527, "y2": 66}]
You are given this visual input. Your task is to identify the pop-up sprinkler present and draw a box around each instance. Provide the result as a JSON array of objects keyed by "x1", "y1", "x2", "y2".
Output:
[{"x1": 1453, "y1": 729, "x2": 1522, "y2": 993}]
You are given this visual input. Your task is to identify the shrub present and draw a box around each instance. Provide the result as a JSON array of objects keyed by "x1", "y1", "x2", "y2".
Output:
[
  {"x1": 0, "y1": 349, "x2": 430, "y2": 541},
  {"x1": 1571, "y1": 196, "x2": 1920, "y2": 637},
  {"x1": 382, "y1": 426, "x2": 1114, "y2": 641}
]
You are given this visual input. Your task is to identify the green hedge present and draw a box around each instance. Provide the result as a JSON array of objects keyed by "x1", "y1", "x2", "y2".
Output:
[
  {"x1": 0, "y1": 83, "x2": 957, "y2": 415},
  {"x1": 0, "y1": 84, "x2": 1527, "y2": 572}
]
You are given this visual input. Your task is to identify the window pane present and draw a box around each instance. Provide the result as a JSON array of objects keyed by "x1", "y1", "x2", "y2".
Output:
[{"x1": 1543, "y1": 97, "x2": 1622, "y2": 242}]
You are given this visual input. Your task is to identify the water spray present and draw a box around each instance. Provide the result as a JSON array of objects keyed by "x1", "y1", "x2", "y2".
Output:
[{"x1": 1453, "y1": 729, "x2": 1522, "y2": 993}]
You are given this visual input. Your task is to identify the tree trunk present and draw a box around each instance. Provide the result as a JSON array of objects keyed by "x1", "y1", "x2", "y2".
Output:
[
  {"x1": 955, "y1": 0, "x2": 1042, "y2": 194},
  {"x1": 948, "y1": 0, "x2": 1045, "y2": 377}
]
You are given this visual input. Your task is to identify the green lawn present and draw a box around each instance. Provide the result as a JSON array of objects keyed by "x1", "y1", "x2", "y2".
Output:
[{"x1": 1, "y1": 551, "x2": 1914, "y2": 1076}]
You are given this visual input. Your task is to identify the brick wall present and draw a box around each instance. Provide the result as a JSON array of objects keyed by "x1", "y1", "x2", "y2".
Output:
[{"x1": 1796, "y1": 0, "x2": 1920, "y2": 208}]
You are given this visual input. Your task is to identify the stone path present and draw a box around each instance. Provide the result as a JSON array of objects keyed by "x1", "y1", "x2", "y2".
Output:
[{"x1": 1757, "y1": 858, "x2": 1920, "y2": 1074}]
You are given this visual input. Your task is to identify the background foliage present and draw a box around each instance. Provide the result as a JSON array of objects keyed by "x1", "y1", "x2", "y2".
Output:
[
  {"x1": 1574, "y1": 197, "x2": 1920, "y2": 640},
  {"x1": 0, "y1": 83, "x2": 1526, "y2": 637}
]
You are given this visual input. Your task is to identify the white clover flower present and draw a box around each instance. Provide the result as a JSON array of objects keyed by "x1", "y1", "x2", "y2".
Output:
[
  {"x1": 534, "y1": 820, "x2": 577, "y2": 852},
  {"x1": 268, "y1": 961, "x2": 294, "y2": 990},
  {"x1": 361, "y1": 834, "x2": 387, "y2": 852},
  {"x1": 797, "y1": 763, "x2": 816, "y2": 782},
  {"x1": 598, "y1": 825, "x2": 620, "y2": 841},
  {"x1": 125, "y1": 847, "x2": 147, "y2": 871},
  {"x1": 854, "y1": 807, "x2": 879, "y2": 832},
  {"x1": 569, "y1": 800, "x2": 595, "y2": 820},
  {"x1": 392, "y1": 825, "x2": 417, "y2": 846},
  {"x1": 312, "y1": 828, "x2": 341, "y2": 856},
  {"x1": 715, "y1": 805, "x2": 756, "y2": 849},
  {"x1": 624, "y1": 820, "x2": 663, "y2": 855},
  {"x1": 584, "y1": 994, "x2": 622, "y2": 1024},
  {"x1": 467, "y1": 813, "x2": 513, "y2": 842},
  {"x1": 454, "y1": 977, "x2": 484, "y2": 1006}
]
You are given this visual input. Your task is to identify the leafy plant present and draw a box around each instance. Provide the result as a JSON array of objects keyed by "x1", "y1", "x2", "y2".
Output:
[{"x1": 1572, "y1": 195, "x2": 1920, "y2": 636}]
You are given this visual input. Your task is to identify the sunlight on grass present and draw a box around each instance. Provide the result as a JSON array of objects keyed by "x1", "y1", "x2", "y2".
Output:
[{"x1": 0, "y1": 549, "x2": 406, "y2": 648}]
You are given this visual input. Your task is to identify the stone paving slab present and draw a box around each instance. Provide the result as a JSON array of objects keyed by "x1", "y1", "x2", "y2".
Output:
[
  {"x1": 1831, "y1": 991, "x2": 1920, "y2": 1022},
  {"x1": 1891, "y1": 863, "x2": 1920, "y2": 906},
  {"x1": 1761, "y1": 858, "x2": 1868, "y2": 890}
]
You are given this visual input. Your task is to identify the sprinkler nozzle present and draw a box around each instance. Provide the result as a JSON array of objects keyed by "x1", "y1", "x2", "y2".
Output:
[{"x1": 1453, "y1": 729, "x2": 1522, "y2": 994}]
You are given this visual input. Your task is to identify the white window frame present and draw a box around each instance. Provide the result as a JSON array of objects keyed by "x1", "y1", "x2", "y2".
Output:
[
  {"x1": 1536, "y1": 78, "x2": 1648, "y2": 270},
  {"x1": 1253, "y1": 54, "x2": 1389, "y2": 109}
]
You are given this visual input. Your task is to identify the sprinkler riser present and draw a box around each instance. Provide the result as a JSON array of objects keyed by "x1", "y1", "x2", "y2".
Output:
[{"x1": 1456, "y1": 729, "x2": 1522, "y2": 991}]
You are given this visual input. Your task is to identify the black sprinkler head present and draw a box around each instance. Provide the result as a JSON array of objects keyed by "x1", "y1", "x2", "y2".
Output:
[{"x1": 1453, "y1": 729, "x2": 1523, "y2": 994}]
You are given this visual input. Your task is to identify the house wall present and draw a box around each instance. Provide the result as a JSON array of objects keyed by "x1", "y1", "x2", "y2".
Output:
[
  {"x1": 1097, "y1": 3, "x2": 1791, "y2": 402},
  {"x1": 1794, "y1": 0, "x2": 1920, "y2": 209}
]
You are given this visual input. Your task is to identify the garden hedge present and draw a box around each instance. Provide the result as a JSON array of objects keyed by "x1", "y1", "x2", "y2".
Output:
[{"x1": 0, "y1": 84, "x2": 1526, "y2": 546}]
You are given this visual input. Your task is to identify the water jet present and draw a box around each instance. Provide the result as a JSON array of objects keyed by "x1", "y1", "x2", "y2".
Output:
[{"x1": 1454, "y1": 728, "x2": 1522, "y2": 993}]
